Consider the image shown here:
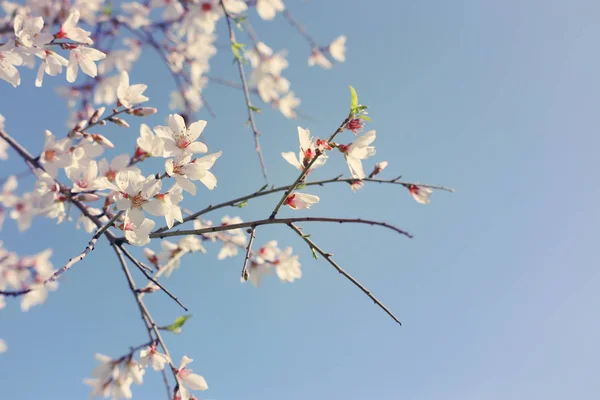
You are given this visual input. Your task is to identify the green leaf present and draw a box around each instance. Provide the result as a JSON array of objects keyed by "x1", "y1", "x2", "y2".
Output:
[
  {"x1": 296, "y1": 183, "x2": 306, "y2": 190},
  {"x1": 302, "y1": 234, "x2": 311, "y2": 239},
  {"x1": 249, "y1": 105, "x2": 262, "y2": 113},
  {"x1": 235, "y1": 200, "x2": 248, "y2": 208},
  {"x1": 164, "y1": 315, "x2": 192, "y2": 332},
  {"x1": 258, "y1": 184, "x2": 269, "y2": 192},
  {"x1": 349, "y1": 86, "x2": 359, "y2": 112},
  {"x1": 103, "y1": 5, "x2": 112, "y2": 15},
  {"x1": 311, "y1": 248, "x2": 319, "y2": 260},
  {"x1": 231, "y1": 42, "x2": 247, "y2": 63},
  {"x1": 358, "y1": 114, "x2": 372, "y2": 122}
]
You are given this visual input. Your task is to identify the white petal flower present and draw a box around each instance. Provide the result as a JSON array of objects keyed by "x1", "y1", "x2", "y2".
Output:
[
  {"x1": 117, "y1": 71, "x2": 149, "y2": 109},
  {"x1": 66, "y1": 47, "x2": 106, "y2": 83},
  {"x1": 343, "y1": 130, "x2": 376, "y2": 179},
  {"x1": 124, "y1": 218, "x2": 156, "y2": 246},
  {"x1": 35, "y1": 50, "x2": 68, "y2": 87},
  {"x1": 285, "y1": 192, "x2": 320, "y2": 210},
  {"x1": 275, "y1": 247, "x2": 302, "y2": 283},
  {"x1": 308, "y1": 49, "x2": 332, "y2": 69},
  {"x1": 140, "y1": 345, "x2": 169, "y2": 371},
  {"x1": 154, "y1": 114, "x2": 208, "y2": 157},
  {"x1": 57, "y1": 10, "x2": 93, "y2": 44},
  {"x1": 176, "y1": 355, "x2": 208, "y2": 400},
  {"x1": 137, "y1": 124, "x2": 165, "y2": 158},
  {"x1": 281, "y1": 126, "x2": 327, "y2": 171},
  {"x1": 256, "y1": 0, "x2": 284, "y2": 20},
  {"x1": 329, "y1": 35, "x2": 347, "y2": 62},
  {"x1": 13, "y1": 15, "x2": 53, "y2": 48},
  {"x1": 407, "y1": 185, "x2": 433, "y2": 204},
  {"x1": 0, "y1": 41, "x2": 23, "y2": 87},
  {"x1": 277, "y1": 91, "x2": 300, "y2": 119}
]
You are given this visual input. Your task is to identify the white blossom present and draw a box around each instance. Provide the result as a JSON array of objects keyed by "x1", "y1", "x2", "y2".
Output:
[
  {"x1": 256, "y1": 0, "x2": 284, "y2": 20},
  {"x1": 328, "y1": 35, "x2": 347, "y2": 62},
  {"x1": 117, "y1": 71, "x2": 149, "y2": 109},
  {"x1": 343, "y1": 130, "x2": 376, "y2": 179}
]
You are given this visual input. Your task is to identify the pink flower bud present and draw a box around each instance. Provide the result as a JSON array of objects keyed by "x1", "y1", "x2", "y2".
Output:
[
  {"x1": 108, "y1": 117, "x2": 129, "y2": 128},
  {"x1": 91, "y1": 133, "x2": 115, "y2": 148},
  {"x1": 90, "y1": 107, "x2": 106, "y2": 124},
  {"x1": 345, "y1": 118, "x2": 363, "y2": 134},
  {"x1": 76, "y1": 193, "x2": 101, "y2": 202},
  {"x1": 132, "y1": 107, "x2": 157, "y2": 116}
]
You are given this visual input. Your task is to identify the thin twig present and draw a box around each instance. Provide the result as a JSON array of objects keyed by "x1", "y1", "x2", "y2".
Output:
[
  {"x1": 0, "y1": 210, "x2": 122, "y2": 297},
  {"x1": 119, "y1": 245, "x2": 189, "y2": 311},
  {"x1": 240, "y1": 227, "x2": 256, "y2": 282},
  {"x1": 152, "y1": 176, "x2": 453, "y2": 234},
  {"x1": 288, "y1": 223, "x2": 402, "y2": 325},
  {"x1": 282, "y1": 9, "x2": 319, "y2": 49},
  {"x1": 112, "y1": 244, "x2": 179, "y2": 390},
  {"x1": 221, "y1": 1, "x2": 269, "y2": 183},
  {"x1": 150, "y1": 216, "x2": 411, "y2": 240}
]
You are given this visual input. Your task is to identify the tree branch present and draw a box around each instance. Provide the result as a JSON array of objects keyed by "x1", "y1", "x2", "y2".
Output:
[
  {"x1": 240, "y1": 227, "x2": 256, "y2": 282},
  {"x1": 221, "y1": 0, "x2": 269, "y2": 183},
  {"x1": 288, "y1": 223, "x2": 402, "y2": 325},
  {"x1": 153, "y1": 175, "x2": 452, "y2": 235},
  {"x1": 150, "y1": 216, "x2": 411, "y2": 240}
]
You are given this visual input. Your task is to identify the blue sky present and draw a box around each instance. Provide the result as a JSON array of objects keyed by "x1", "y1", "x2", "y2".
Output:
[{"x1": 1, "y1": 0, "x2": 599, "y2": 399}]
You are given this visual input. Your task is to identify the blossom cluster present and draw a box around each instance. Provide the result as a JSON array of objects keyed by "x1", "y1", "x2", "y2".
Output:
[
  {"x1": 86, "y1": 346, "x2": 207, "y2": 400},
  {"x1": 0, "y1": 2, "x2": 448, "y2": 399},
  {"x1": 0, "y1": 0, "x2": 346, "y2": 120}
]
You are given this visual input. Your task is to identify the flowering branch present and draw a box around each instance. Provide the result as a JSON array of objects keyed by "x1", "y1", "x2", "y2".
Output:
[
  {"x1": 153, "y1": 175, "x2": 451, "y2": 235},
  {"x1": 150, "y1": 216, "x2": 412, "y2": 240},
  {"x1": 269, "y1": 114, "x2": 351, "y2": 218}
]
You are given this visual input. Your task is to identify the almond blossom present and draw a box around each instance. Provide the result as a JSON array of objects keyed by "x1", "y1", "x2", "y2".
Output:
[
  {"x1": 277, "y1": 91, "x2": 301, "y2": 119},
  {"x1": 406, "y1": 185, "x2": 433, "y2": 204},
  {"x1": 111, "y1": 171, "x2": 164, "y2": 226},
  {"x1": 0, "y1": 41, "x2": 23, "y2": 87},
  {"x1": 35, "y1": 50, "x2": 68, "y2": 87},
  {"x1": 136, "y1": 124, "x2": 165, "y2": 158},
  {"x1": 66, "y1": 46, "x2": 106, "y2": 83},
  {"x1": 140, "y1": 344, "x2": 169, "y2": 371},
  {"x1": 13, "y1": 15, "x2": 53, "y2": 48},
  {"x1": 308, "y1": 48, "x2": 332, "y2": 70},
  {"x1": 154, "y1": 114, "x2": 208, "y2": 157},
  {"x1": 328, "y1": 35, "x2": 347, "y2": 62},
  {"x1": 175, "y1": 356, "x2": 208, "y2": 400},
  {"x1": 274, "y1": 247, "x2": 302, "y2": 283},
  {"x1": 340, "y1": 130, "x2": 377, "y2": 179},
  {"x1": 165, "y1": 153, "x2": 222, "y2": 196},
  {"x1": 99, "y1": 154, "x2": 138, "y2": 183},
  {"x1": 56, "y1": 10, "x2": 94, "y2": 45},
  {"x1": 66, "y1": 160, "x2": 101, "y2": 192},
  {"x1": 285, "y1": 192, "x2": 320, "y2": 210},
  {"x1": 123, "y1": 217, "x2": 156, "y2": 246},
  {"x1": 214, "y1": 216, "x2": 247, "y2": 260},
  {"x1": 9, "y1": 192, "x2": 35, "y2": 231},
  {"x1": 117, "y1": 71, "x2": 149, "y2": 109},
  {"x1": 256, "y1": 0, "x2": 285, "y2": 20},
  {"x1": 281, "y1": 126, "x2": 327, "y2": 171},
  {"x1": 153, "y1": 183, "x2": 184, "y2": 229}
]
